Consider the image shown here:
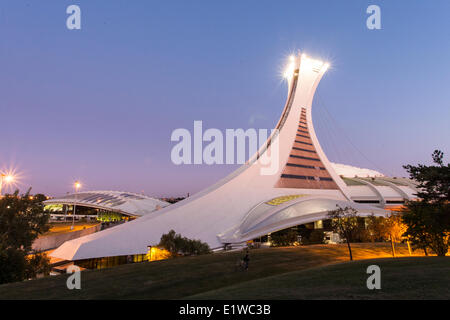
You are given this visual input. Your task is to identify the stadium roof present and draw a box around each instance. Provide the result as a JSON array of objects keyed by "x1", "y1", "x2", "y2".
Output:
[
  {"x1": 331, "y1": 162, "x2": 384, "y2": 178},
  {"x1": 44, "y1": 191, "x2": 170, "y2": 217}
]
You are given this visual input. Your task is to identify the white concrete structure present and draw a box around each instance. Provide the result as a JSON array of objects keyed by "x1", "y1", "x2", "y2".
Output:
[
  {"x1": 44, "y1": 191, "x2": 170, "y2": 218},
  {"x1": 51, "y1": 53, "x2": 417, "y2": 261}
]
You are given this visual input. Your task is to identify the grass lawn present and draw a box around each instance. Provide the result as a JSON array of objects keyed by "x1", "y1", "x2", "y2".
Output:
[
  {"x1": 0, "y1": 243, "x2": 445, "y2": 299},
  {"x1": 188, "y1": 257, "x2": 450, "y2": 300}
]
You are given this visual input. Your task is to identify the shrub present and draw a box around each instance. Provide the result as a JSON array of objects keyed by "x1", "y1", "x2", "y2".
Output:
[
  {"x1": 270, "y1": 229, "x2": 298, "y2": 247},
  {"x1": 158, "y1": 230, "x2": 211, "y2": 257}
]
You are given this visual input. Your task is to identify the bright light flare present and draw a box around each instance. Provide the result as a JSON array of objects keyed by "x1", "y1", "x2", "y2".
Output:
[
  {"x1": 280, "y1": 53, "x2": 297, "y2": 81},
  {"x1": 0, "y1": 167, "x2": 22, "y2": 194},
  {"x1": 3, "y1": 175, "x2": 14, "y2": 183},
  {"x1": 301, "y1": 54, "x2": 330, "y2": 72},
  {"x1": 74, "y1": 181, "x2": 81, "y2": 190},
  {"x1": 283, "y1": 61, "x2": 296, "y2": 80},
  {"x1": 283, "y1": 66, "x2": 294, "y2": 79},
  {"x1": 281, "y1": 52, "x2": 330, "y2": 81}
]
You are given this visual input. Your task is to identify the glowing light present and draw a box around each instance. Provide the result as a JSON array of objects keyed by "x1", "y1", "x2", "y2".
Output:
[
  {"x1": 300, "y1": 53, "x2": 329, "y2": 73},
  {"x1": 283, "y1": 62, "x2": 295, "y2": 79},
  {"x1": 0, "y1": 170, "x2": 19, "y2": 195},
  {"x1": 3, "y1": 175, "x2": 14, "y2": 183},
  {"x1": 281, "y1": 54, "x2": 298, "y2": 80},
  {"x1": 282, "y1": 53, "x2": 329, "y2": 80},
  {"x1": 146, "y1": 246, "x2": 171, "y2": 261},
  {"x1": 74, "y1": 181, "x2": 81, "y2": 190},
  {"x1": 283, "y1": 68, "x2": 292, "y2": 79}
]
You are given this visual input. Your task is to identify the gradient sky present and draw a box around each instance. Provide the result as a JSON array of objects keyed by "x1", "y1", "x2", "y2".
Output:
[{"x1": 1, "y1": 1, "x2": 449, "y2": 197}]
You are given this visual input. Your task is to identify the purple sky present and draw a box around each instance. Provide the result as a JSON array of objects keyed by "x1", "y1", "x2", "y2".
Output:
[{"x1": 1, "y1": 1, "x2": 449, "y2": 197}]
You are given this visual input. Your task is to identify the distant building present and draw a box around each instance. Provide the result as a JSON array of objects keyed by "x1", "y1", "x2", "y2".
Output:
[{"x1": 44, "y1": 191, "x2": 170, "y2": 222}]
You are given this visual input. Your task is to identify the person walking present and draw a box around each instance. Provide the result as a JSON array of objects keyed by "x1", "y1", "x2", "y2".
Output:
[{"x1": 242, "y1": 249, "x2": 250, "y2": 271}]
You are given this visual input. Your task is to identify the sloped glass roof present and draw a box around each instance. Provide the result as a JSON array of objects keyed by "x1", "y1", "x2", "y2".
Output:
[{"x1": 44, "y1": 190, "x2": 170, "y2": 217}]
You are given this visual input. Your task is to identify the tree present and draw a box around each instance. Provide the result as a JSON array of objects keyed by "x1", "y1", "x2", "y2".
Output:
[
  {"x1": 383, "y1": 212, "x2": 407, "y2": 257},
  {"x1": 366, "y1": 213, "x2": 408, "y2": 257},
  {"x1": 402, "y1": 150, "x2": 450, "y2": 256},
  {"x1": 402, "y1": 201, "x2": 450, "y2": 256},
  {"x1": 366, "y1": 215, "x2": 386, "y2": 242},
  {"x1": 328, "y1": 206, "x2": 359, "y2": 260},
  {"x1": 403, "y1": 150, "x2": 450, "y2": 203},
  {"x1": 158, "y1": 230, "x2": 211, "y2": 257},
  {"x1": 0, "y1": 190, "x2": 51, "y2": 284}
]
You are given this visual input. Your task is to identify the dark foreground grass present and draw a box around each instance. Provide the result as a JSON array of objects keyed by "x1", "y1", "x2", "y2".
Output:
[
  {"x1": 188, "y1": 257, "x2": 450, "y2": 300},
  {"x1": 0, "y1": 243, "x2": 434, "y2": 299}
]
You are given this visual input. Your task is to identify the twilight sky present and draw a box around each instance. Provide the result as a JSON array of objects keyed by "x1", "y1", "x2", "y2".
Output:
[{"x1": 0, "y1": 1, "x2": 449, "y2": 197}]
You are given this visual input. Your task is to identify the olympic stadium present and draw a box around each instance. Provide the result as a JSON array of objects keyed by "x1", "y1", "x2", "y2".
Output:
[{"x1": 47, "y1": 52, "x2": 418, "y2": 265}]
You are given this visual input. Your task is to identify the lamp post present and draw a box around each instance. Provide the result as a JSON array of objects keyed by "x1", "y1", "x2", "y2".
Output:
[
  {"x1": 71, "y1": 181, "x2": 81, "y2": 230},
  {"x1": 0, "y1": 173, "x2": 14, "y2": 196}
]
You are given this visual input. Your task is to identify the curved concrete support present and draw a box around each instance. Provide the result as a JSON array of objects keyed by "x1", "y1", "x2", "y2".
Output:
[
  {"x1": 219, "y1": 197, "x2": 387, "y2": 244},
  {"x1": 376, "y1": 180, "x2": 410, "y2": 201},
  {"x1": 380, "y1": 177, "x2": 419, "y2": 191},
  {"x1": 352, "y1": 178, "x2": 386, "y2": 208}
]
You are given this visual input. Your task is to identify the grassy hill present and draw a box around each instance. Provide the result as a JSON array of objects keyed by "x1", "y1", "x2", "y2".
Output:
[
  {"x1": 188, "y1": 257, "x2": 450, "y2": 299},
  {"x1": 0, "y1": 243, "x2": 447, "y2": 299}
]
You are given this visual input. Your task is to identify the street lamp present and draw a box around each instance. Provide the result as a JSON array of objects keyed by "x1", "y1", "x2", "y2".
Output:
[
  {"x1": 71, "y1": 181, "x2": 82, "y2": 230},
  {"x1": 0, "y1": 173, "x2": 15, "y2": 196}
]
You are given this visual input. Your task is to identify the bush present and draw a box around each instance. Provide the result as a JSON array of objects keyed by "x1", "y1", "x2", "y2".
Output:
[
  {"x1": 270, "y1": 229, "x2": 298, "y2": 247},
  {"x1": 158, "y1": 230, "x2": 211, "y2": 256},
  {"x1": 25, "y1": 252, "x2": 51, "y2": 279}
]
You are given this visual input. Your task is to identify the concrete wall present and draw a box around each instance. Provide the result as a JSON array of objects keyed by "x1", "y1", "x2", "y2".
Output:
[{"x1": 33, "y1": 224, "x2": 101, "y2": 252}]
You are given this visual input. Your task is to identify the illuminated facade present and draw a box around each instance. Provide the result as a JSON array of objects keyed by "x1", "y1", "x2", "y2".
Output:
[{"x1": 51, "y1": 52, "x2": 418, "y2": 261}]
